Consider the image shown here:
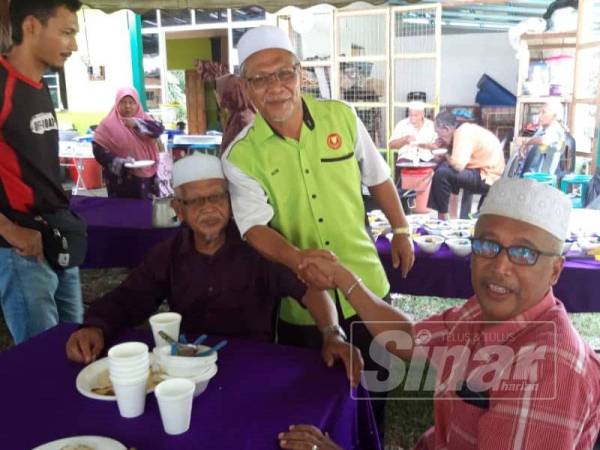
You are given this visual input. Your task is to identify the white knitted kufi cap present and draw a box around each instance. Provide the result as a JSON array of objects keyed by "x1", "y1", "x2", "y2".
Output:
[
  {"x1": 172, "y1": 154, "x2": 224, "y2": 189},
  {"x1": 237, "y1": 26, "x2": 296, "y2": 67},
  {"x1": 408, "y1": 101, "x2": 426, "y2": 111},
  {"x1": 479, "y1": 178, "x2": 572, "y2": 241}
]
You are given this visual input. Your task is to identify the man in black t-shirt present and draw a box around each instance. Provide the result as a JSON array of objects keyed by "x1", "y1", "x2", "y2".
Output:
[{"x1": 0, "y1": 0, "x2": 82, "y2": 344}]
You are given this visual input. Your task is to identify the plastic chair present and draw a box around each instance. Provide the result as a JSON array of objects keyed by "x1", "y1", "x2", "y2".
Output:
[{"x1": 560, "y1": 174, "x2": 592, "y2": 208}]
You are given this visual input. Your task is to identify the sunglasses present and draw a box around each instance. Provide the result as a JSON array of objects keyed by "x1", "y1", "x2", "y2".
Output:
[{"x1": 471, "y1": 238, "x2": 560, "y2": 266}]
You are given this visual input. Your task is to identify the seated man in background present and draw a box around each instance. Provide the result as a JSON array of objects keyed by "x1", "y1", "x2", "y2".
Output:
[
  {"x1": 518, "y1": 101, "x2": 566, "y2": 176},
  {"x1": 281, "y1": 178, "x2": 600, "y2": 450},
  {"x1": 66, "y1": 154, "x2": 361, "y2": 386},
  {"x1": 388, "y1": 101, "x2": 437, "y2": 155},
  {"x1": 428, "y1": 112, "x2": 505, "y2": 219}
]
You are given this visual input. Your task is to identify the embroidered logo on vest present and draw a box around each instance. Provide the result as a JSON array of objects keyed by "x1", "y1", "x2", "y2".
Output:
[{"x1": 327, "y1": 133, "x2": 342, "y2": 150}]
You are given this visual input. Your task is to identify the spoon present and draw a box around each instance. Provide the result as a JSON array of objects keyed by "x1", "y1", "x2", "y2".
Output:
[
  {"x1": 158, "y1": 331, "x2": 197, "y2": 357},
  {"x1": 194, "y1": 339, "x2": 228, "y2": 357}
]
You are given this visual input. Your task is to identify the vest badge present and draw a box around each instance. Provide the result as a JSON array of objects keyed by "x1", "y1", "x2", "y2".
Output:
[{"x1": 327, "y1": 133, "x2": 342, "y2": 150}]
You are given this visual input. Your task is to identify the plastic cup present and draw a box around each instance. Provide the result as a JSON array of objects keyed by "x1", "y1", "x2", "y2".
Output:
[
  {"x1": 149, "y1": 312, "x2": 182, "y2": 348},
  {"x1": 108, "y1": 342, "x2": 149, "y2": 363},
  {"x1": 110, "y1": 373, "x2": 149, "y2": 418},
  {"x1": 154, "y1": 378, "x2": 195, "y2": 435}
]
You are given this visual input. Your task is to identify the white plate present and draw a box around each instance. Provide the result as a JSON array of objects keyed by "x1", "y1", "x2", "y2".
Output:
[
  {"x1": 32, "y1": 435, "x2": 126, "y2": 450},
  {"x1": 431, "y1": 148, "x2": 448, "y2": 156},
  {"x1": 124, "y1": 159, "x2": 155, "y2": 169},
  {"x1": 76, "y1": 355, "x2": 157, "y2": 401}
]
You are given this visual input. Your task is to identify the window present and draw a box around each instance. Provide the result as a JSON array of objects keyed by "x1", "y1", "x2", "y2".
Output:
[
  {"x1": 142, "y1": 33, "x2": 161, "y2": 109},
  {"x1": 44, "y1": 71, "x2": 63, "y2": 110},
  {"x1": 140, "y1": 10, "x2": 158, "y2": 28},
  {"x1": 231, "y1": 6, "x2": 265, "y2": 22},
  {"x1": 195, "y1": 9, "x2": 227, "y2": 24},
  {"x1": 160, "y1": 10, "x2": 191, "y2": 27}
]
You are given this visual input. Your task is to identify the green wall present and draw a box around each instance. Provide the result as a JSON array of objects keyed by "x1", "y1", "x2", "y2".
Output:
[
  {"x1": 166, "y1": 38, "x2": 212, "y2": 71},
  {"x1": 57, "y1": 111, "x2": 106, "y2": 134}
]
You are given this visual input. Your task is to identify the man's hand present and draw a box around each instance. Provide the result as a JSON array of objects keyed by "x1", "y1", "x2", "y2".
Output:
[
  {"x1": 66, "y1": 327, "x2": 104, "y2": 364},
  {"x1": 389, "y1": 135, "x2": 414, "y2": 149},
  {"x1": 279, "y1": 425, "x2": 343, "y2": 450},
  {"x1": 391, "y1": 234, "x2": 415, "y2": 278},
  {"x1": 296, "y1": 249, "x2": 337, "y2": 290},
  {"x1": 321, "y1": 335, "x2": 363, "y2": 388},
  {"x1": 2, "y1": 222, "x2": 44, "y2": 262}
]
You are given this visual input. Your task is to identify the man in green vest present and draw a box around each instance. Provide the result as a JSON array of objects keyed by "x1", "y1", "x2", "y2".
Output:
[{"x1": 222, "y1": 25, "x2": 415, "y2": 430}]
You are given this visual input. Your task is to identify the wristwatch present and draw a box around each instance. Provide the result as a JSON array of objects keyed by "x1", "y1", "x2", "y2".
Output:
[{"x1": 321, "y1": 324, "x2": 347, "y2": 341}]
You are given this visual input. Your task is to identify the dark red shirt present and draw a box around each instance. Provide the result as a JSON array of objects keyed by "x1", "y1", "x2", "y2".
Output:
[{"x1": 84, "y1": 226, "x2": 307, "y2": 342}]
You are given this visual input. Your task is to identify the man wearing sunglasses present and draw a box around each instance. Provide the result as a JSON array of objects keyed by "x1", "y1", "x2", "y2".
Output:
[
  {"x1": 66, "y1": 154, "x2": 362, "y2": 388},
  {"x1": 283, "y1": 178, "x2": 600, "y2": 450}
]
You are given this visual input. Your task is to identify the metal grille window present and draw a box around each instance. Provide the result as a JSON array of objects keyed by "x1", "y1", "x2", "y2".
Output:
[
  {"x1": 392, "y1": 6, "x2": 440, "y2": 129},
  {"x1": 278, "y1": 9, "x2": 334, "y2": 99},
  {"x1": 336, "y1": 10, "x2": 389, "y2": 148}
]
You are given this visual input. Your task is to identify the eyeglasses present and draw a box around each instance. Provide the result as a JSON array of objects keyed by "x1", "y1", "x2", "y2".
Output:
[
  {"x1": 471, "y1": 238, "x2": 560, "y2": 266},
  {"x1": 245, "y1": 64, "x2": 300, "y2": 91},
  {"x1": 176, "y1": 192, "x2": 228, "y2": 208}
]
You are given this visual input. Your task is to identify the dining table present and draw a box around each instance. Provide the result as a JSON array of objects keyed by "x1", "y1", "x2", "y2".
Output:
[
  {"x1": 70, "y1": 196, "x2": 181, "y2": 269},
  {"x1": 376, "y1": 235, "x2": 600, "y2": 313},
  {"x1": 0, "y1": 323, "x2": 380, "y2": 450},
  {"x1": 70, "y1": 196, "x2": 600, "y2": 312}
]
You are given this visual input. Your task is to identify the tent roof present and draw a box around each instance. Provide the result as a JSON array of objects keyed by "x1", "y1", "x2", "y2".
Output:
[{"x1": 82, "y1": 0, "x2": 385, "y2": 13}]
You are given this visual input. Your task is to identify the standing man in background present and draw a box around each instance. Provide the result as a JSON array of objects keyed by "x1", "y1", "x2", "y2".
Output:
[
  {"x1": 222, "y1": 25, "x2": 415, "y2": 432},
  {"x1": 0, "y1": 0, "x2": 83, "y2": 344}
]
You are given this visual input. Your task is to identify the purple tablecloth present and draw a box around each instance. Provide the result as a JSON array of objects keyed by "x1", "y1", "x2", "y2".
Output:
[
  {"x1": 376, "y1": 236, "x2": 600, "y2": 313},
  {"x1": 71, "y1": 196, "x2": 180, "y2": 268},
  {"x1": 0, "y1": 324, "x2": 380, "y2": 450}
]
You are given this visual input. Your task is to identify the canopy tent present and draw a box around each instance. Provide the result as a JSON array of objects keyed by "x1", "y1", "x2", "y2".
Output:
[{"x1": 80, "y1": 0, "x2": 386, "y2": 13}]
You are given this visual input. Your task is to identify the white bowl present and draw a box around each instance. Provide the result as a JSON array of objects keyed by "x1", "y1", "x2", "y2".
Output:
[
  {"x1": 441, "y1": 229, "x2": 471, "y2": 240},
  {"x1": 578, "y1": 238, "x2": 600, "y2": 253},
  {"x1": 562, "y1": 241, "x2": 573, "y2": 255},
  {"x1": 153, "y1": 345, "x2": 218, "y2": 377},
  {"x1": 160, "y1": 364, "x2": 218, "y2": 397},
  {"x1": 448, "y1": 219, "x2": 475, "y2": 229},
  {"x1": 413, "y1": 235, "x2": 444, "y2": 253},
  {"x1": 423, "y1": 223, "x2": 452, "y2": 236},
  {"x1": 445, "y1": 238, "x2": 472, "y2": 257}
]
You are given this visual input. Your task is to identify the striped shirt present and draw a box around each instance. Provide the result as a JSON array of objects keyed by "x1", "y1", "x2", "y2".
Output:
[{"x1": 413, "y1": 290, "x2": 600, "y2": 450}]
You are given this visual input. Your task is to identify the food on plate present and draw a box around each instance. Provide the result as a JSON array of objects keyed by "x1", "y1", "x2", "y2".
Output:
[{"x1": 91, "y1": 367, "x2": 163, "y2": 397}]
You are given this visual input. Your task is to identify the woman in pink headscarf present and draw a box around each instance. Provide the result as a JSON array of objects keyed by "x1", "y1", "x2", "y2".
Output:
[
  {"x1": 93, "y1": 87, "x2": 164, "y2": 199},
  {"x1": 215, "y1": 74, "x2": 256, "y2": 153}
]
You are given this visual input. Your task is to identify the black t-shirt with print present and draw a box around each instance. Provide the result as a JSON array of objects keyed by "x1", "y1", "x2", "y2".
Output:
[{"x1": 0, "y1": 56, "x2": 69, "y2": 246}]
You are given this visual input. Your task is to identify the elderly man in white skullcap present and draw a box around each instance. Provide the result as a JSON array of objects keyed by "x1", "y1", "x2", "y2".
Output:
[
  {"x1": 281, "y1": 178, "x2": 600, "y2": 450},
  {"x1": 223, "y1": 26, "x2": 414, "y2": 434},
  {"x1": 66, "y1": 154, "x2": 362, "y2": 387},
  {"x1": 518, "y1": 100, "x2": 566, "y2": 175},
  {"x1": 389, "y1": 100, "x2": 437, "y2": 153}
]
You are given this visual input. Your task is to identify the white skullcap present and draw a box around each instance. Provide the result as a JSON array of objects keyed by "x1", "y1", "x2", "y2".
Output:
[
  {"x1": 479, "y1": 178, "x2": 572, "y2": 241},
  {"x1": 408, "y1": 101, "x2": 426, "y2": 111},
  {"x1": 238, "y1": 26, "x2": 296, "y2": 67},
  {"x1": 172, "y1": 154, "x2": 224, "y2": 189}
]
